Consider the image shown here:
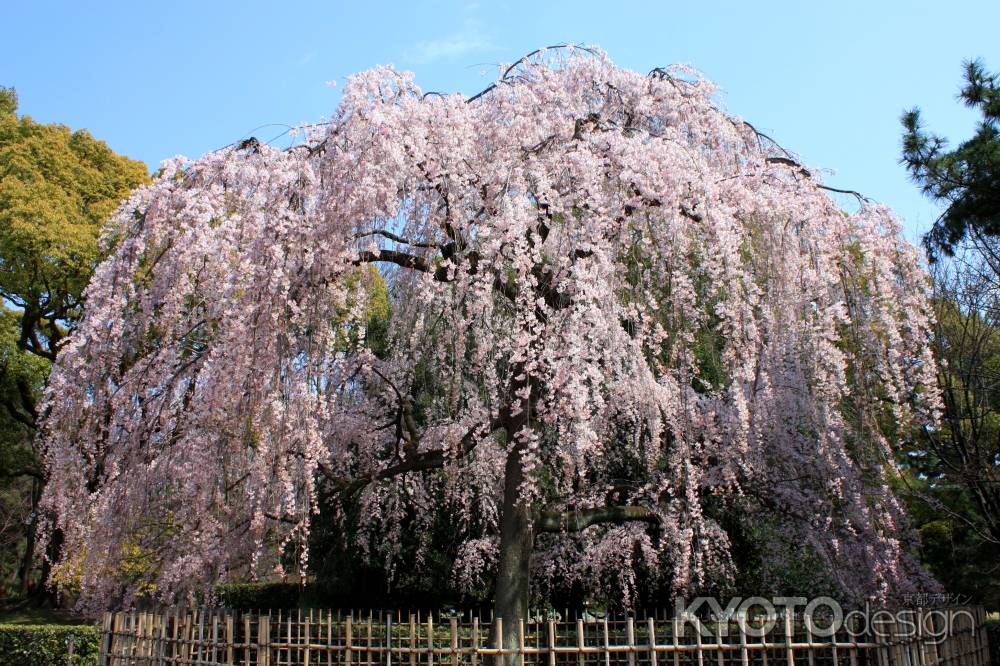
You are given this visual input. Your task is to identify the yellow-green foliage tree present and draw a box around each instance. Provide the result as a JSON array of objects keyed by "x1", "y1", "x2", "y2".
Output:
[{"x1": 0, "y1": 86, "x2": 148, "y2": 598}]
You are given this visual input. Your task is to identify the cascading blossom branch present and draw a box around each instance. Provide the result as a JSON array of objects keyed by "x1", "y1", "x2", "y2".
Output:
[{"x1": 38, "y1": 47, "x2": 940, "y2": 621}]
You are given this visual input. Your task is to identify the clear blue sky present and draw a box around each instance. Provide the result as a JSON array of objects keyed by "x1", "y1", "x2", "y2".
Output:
[{"x1": 4, "y1": 0, "x2": 998, "y2": 242}]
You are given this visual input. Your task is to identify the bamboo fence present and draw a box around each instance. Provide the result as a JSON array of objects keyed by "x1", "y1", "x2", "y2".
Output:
[{"x1": 98, "y1": 606, "x2": 991, "y2": 666}]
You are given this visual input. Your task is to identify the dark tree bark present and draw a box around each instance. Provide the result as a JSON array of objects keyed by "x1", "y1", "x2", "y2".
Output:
[{"x1": 494, "y1": 441, "x2": 533, "y2": 666}]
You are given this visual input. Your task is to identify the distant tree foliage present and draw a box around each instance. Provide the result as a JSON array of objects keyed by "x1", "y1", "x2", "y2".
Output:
[
  {"x1": 902, "y1": 59, "x2": 1000, "y2": 258},
  {"x1": 0, "y1": 91, "x2": 149, "y2": 361},
  {"x1": 0, "y1": 88, "x2": 16, "y2": 117},
  {"x1": 896, "y1": 237, "x2": 1000, "y2": 608},
  {"x1": 901, "y1": 61, "x2": 1000, "y2": 607},
  {"x1": 0, "y1": 88, "x2": 148, "y2": 599}
]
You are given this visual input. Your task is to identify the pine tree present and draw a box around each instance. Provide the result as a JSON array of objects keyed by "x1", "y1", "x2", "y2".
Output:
[{"x1": 902, "y1": 59, "x2": 1000, "y2": 258}]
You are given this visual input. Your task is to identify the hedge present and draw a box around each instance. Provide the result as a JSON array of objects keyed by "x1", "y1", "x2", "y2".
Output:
[{"x1": 0, "y1": 623, "x2": 100, "y2": 666}]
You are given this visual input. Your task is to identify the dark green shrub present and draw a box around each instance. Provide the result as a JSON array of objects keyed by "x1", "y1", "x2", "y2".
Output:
[
  {"x1": 0, "y1": 623, "x2": 100, "y2": 666},
  {"x1": 215, "y1": 582, "x2": 301, "y2": 610}
]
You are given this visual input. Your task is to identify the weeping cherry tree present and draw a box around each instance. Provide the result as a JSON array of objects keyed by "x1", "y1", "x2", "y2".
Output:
[{"x1": 38, "y1": 49, "x2": 939, "y2": 642}]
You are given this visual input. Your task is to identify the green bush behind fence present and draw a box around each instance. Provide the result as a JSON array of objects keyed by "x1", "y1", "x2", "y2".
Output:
[{"x1": 0, "y1": 623, "x2": 100, "y2": 665}]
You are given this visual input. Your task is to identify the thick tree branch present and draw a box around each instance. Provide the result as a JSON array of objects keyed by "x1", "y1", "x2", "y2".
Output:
[
  {"x1": 355, "y1": 249, "x2": 434, "y2": 274},
  {"x1": 534, "y1": 505, "x2": 661, "y2": 533},
  {"x1": 354, "y1": 229, "x2": 442, "y2": 249}
]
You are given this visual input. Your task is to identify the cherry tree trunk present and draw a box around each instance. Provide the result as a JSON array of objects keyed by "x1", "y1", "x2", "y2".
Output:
[{"x1": 494, "y1": 443, "x2": 533, "y2": 666}]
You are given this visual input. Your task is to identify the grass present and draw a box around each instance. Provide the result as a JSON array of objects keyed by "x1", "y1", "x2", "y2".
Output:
[{"x1": 0, "y1": 606, "x2": 91, "y2": 626}]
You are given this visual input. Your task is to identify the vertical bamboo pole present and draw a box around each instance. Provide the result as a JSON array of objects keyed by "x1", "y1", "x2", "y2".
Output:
[
  {"x1": 896, "y1": 608, "x2": 913, "y2": 664},
  {"x1": 385, "y1": 611, "x2": 392, "y2": 666},
  {"x1": 829, "y1": 616, "x2": 838, "y2": 666},
  {"x1": 244, "y1": 614, "x2": 252, "y2": 666},
  {"x1": 116, "y1": 611, "x2": 123, "y2": 664},
  {"x1": 473, "y1": 617, "x2": 480, "y2": 666},
  {"x1": 519, "y1": 619, "x2": 526, "y2": 666},
  {"x1": 146, "y1": 612, "x2": 153, "y2": 666},
  {"x1": 602, "y1": 618, "x2": 611, "y2": 666},
  {"x1": 895, "y1": 612, "x2": 904, "y2": 666},
  {"x1": 548, "y1": 618, "x2": 556, "y2": 666},
  {"x1": 714, "y1": 618, "x2": 724, "y2": 666},
  {"x1": 410, "y1": 614, "x2": 418, "y2": 666},
  {"x1": 304, "y1": 610, "x2": 311, "y2": 666},
  {"x1": 627, "y1": 617, "x2": 636, "y2": 666},
  {"x1": 181, "y1": 611, "x2": 192, "y2": 666},
  {"x1": 132, "y1": 611, "x2": 142, "y2": 664},
  {"x1": 848, "y1": 613, "x2": 857, "y2": 666},
  {"x1": 908, "y1": 609, "x2": 921, "y2": 666},
  {"x1": 760, "y1": 616, "x2": 768, "y2": 666},
  {"x1": 277, "y1": 610, "x2": 284, "y2": 666},
  {"x1": 921, "y1": 611, "x2": 932, "y2": 666},
  {"x1": 495, "y1": 618, "x2": 505, "y2": 666},
  {"x1": 784, "y1": 607, "x2": 795, "y2": 666},
  {"x1": 428, "y1": 613, "x2": 435, "y2": 666},
  {"x1": 256, "y1": 614, "x2": 267, "y2": 666},
  {"x1": 672, "y1": 615, "x2": 681, "y2": 666},
  {"x1": 210, "y1": 613, "x2": 218, "y2": 665},
  {"x1": 143, "y1": 611, "x2": 151, "y2": 664},
  {"x1": 346, "y1": 615, "x2": 354, "y2": 666},
  {"x1": 577, "y1": 619, "x2": 585, "y2": 666},
  {"x1": 874, "y1": 613, "x2": 887, "y2": 666},
  {"x1": 150, "y1": 611, "x2": 157, "y2": 666},
  {"x1": 223, "y1": 614, "x2": 233, "y2": 666},
  {"x1": 190, "y1": 609, "x2": 198, "y2": 666},
  {"x1": 367, "y1": 613, "x2": 374, "y2": 666},
  {"x1": 326, "y1": 611, "x2": 333, "y2": 666},
  {"x1": 804, "y1": 610, "x2": 814, "y2": 666},
  {"x1": 101, "y1": 611, "x2": 113, "y2": 665},
  {"x1": 648, "y1": 617, "x2": 659, "y2": 666},
  {"x1": 534, "y1": 611, "x2": 540, "y2": 664},
  {"x1": 108, "y1": 612, "x2": 117, "y2": 666},
  {"x1": 694, "y1": 615, "x2": 704, "y2": 666},
  {"x1": 738, "y1": 612, "x2": 749, "y2": 666},
  {"x1": 124, "y1": 611, "x2": 131, "y2": 665},
  {"x1": 915, "y1": 609, "x2": 928, "y2": 666}
]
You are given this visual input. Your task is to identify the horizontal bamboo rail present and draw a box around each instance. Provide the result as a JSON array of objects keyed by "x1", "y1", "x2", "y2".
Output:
[{"x1": 99, "y1": 606, "x2": 991, "y2": 666}]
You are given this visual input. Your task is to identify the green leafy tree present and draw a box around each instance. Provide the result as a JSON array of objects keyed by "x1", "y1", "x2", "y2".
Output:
[
  {"x1": 0, "y1": 310, "x2": 47, "y2": 598},
  {"x1": 895, "y1": 239, "x2": 1000, "y2": 608},
  {"x1": 902, "y1": 59, "x2": 1000, "y2": 258},
  {"x1": 0, "y1": 90, "x2": 149, "y2": 360},
  {"x1": 901, "y1": 61, "x2": 1000, "y2": 607},
  {"x1": 0, "y1": 88, "x2": 148, "y2": 599},
  {"x1": 0, "y1": 88, "x2": 16, "y2": 117}
]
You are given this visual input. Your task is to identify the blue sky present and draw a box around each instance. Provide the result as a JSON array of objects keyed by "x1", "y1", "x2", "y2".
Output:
[{"x1": 3, "y1": 0, "x2": 998, "y2": 242}]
